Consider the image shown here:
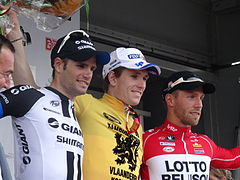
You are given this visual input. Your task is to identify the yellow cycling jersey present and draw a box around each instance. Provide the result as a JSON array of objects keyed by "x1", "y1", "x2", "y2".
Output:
[{"x1": 74, "y1": 93, "x2": 143, "y2": 180}]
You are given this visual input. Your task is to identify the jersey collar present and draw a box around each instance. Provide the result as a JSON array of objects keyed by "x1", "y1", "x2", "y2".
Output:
[
  {"x1": 162, "y1": 120, "x2": 192, "y2": 136},
  {"x1": 101, "y1": 93, "x2": 126, "y2": 112}
]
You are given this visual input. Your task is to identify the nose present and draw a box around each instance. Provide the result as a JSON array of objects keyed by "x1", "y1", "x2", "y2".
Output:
[
  {"x1": 83, "y1": 68, "x2": 93, "y2": 79},
  {"x1": 195, "y1": 97, "x2": 203, "y2": 109},
  {"x1": 2, "y1": 79, "x2": 11, "y2": 89},
  {"x1": 137, "y1": 79, "x2": 146, "y2": 90}
]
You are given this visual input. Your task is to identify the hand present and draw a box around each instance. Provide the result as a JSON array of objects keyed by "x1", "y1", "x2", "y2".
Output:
[{"x1": 0, "y1": 5, "x2": 22, "y2": 41}]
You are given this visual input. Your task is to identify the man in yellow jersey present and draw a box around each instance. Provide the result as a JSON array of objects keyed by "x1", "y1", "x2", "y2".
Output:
[{"x1": 74, "y1": 47, "x2": 161, "y2": 179}]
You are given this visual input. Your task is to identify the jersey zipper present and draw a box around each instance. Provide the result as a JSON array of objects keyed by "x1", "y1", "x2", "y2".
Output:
[{"x1": 182, "y1": 132, "x2": 188, "y2": 154}]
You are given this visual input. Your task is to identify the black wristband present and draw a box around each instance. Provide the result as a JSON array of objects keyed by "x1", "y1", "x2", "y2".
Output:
[{"x1": 11, "y1": 37, "x2": 23, "y2": 43}]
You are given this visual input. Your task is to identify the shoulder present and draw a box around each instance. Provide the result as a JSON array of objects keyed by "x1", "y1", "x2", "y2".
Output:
[
  {"x1": 0, "y1": 85, "x2": 43, "y2": 101},
  {"x1": 0, "y1": 85, "x2": 44, "y2": 117},
  {"x1": 74, "y1": 94, "x2": 99, "y2": 116},
  {"x1": 75, "y1": 93, "x2": 95, "y2": 103},
  {"x1": 143, "y1": 126, "x2": 162, "y2": 140}
]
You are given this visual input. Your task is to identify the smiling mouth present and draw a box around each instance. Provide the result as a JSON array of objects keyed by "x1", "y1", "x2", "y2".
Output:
[
  {"x1": 77, "y1": 80, "x2": 89, "y2": 86},
  {"x1": 191, "y1": 112, "x2": 201, "y2": 116},
  {"x1": 132, "y1": 90, "x2": 142, "y2": 96}
]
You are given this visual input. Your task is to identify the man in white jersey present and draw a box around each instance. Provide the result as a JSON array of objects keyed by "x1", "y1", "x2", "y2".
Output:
[{"x1": 0, "y1": 8, "x2": 110, "y2": 180}]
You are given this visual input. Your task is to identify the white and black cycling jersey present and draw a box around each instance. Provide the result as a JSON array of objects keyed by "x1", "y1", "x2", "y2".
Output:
[{"x1": 0, "y1": 85, "x2": 83, "y2": 180}]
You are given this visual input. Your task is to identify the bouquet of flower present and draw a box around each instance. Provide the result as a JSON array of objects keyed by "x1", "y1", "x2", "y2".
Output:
[
  {"x1": 13, "y1": 0, "x2": 84, "y2": 17},
  {"x1": 0, "y1": 0, "x2": 85, "y2": 32},
  {"x1": 0, "y1": 8, "x2": 14, "y2": 35}
]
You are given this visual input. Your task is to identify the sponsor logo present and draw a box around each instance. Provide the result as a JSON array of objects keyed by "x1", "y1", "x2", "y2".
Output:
[
  {"x1": 11, "y1": 85, "x2": 33, "y2": 95},
  {"x1": 163, "y1": 161, "x2": 208, "y2": 179},
  {"x1": 48, "y1": 118, "x2": 82, "y2": 137},
  {"x1": 108, "y1": 123, "x2": 128, "y2": 136},
  {"x1": 190, "y1": 139, "x2": 199, "y2": 142},
  {"x1": 77, "y1": 45, "x2": 96, "y2": 51},
  {"x1": 45, "y1": 37, "x2": 56, "y2": 51},
  {"x1": 134, "y1": 62, "x2": 144, "y2": 67},
  {"x1": 0, "y1": 93, "x2": 9, "y2": 104},
  {"x1": 167, "y1": 124, "x2": 178, "y2": 132},
  {"x1": 15, "y1": 123, "x2": 31, "y2": 165},
  {"x1": 194, "y1": 148, "x2": 205, "y2": 154},
  {"x1": 158, "y1": 136, "x2": 165, "y2": 140},
  {"x1": 163, "y1": 147, "x2": 175, "y2": 152},
  {"x1": 57, "y1": 136, "x2": 84, "y2": 150},
  {"x1": 110, "y1": 166, "x2": 137, "y2": 180},
  {"x1": 166, "y1": 136, "x2": 176, "y2": 141},
  {"x1": 193, "y1": 143, "x2": 202, "y2": 147},
  {"x1": 103, "y1": 112, "x2": 121, "y2": 124},
  {"x1": 128, "y1": 54, "x2": 140, "y2": 59},
  {"x1": 160, "y1": 142, "x2": 176, "y2": 146},
  {"x1": 48, "y1": 118, "x2": 59, "y2": 128},
  {"x1": 78, "y1": 39, "x2": 93, "y2": 46},
  {"x1": 61, "y1": 123, "x2": 83, "y2": 137},
  {"x1": 50, "y1": 100, "x2": 60, "y2": 107},
  {"x1": 165, "y1": 160, "x2": 207, "y2": 172}
]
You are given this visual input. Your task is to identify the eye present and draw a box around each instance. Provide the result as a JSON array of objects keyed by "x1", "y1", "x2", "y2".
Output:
[
  {"x1": 143, "y1": 75, "x2": 149, "y2": 81},
  {"x1": 187, "y1": 95, "x2": 195, "y2": 99},
  {"x1": 91, "y1": 66, "x2": 97, "y2": 71},
  {"x1": 77, "y1": 64, "x2": 86, "y2": 68},
  {"x1": 131, "y1": 74, "x2": 138, "y2": 79}
]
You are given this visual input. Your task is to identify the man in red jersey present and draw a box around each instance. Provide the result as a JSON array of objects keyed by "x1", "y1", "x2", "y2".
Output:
[{"x1": 141, "y1": 71, "x2": 240, "y2": 180}]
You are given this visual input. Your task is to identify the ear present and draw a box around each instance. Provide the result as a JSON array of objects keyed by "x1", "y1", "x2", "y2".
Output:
[
  {"x1": 53, "y1": 57, "x2": 63, "y2": 73},
  {"x1": 165, "y1": 93, "x2": 175, "y2": 107},
  {"x1": 108, "y1": 71, "x2": 117, "y2": 86}
]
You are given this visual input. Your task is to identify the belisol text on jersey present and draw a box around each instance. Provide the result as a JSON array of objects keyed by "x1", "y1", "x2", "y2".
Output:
[{"x1": 161, "y1": 173, "x2": 209, "y2": 180}]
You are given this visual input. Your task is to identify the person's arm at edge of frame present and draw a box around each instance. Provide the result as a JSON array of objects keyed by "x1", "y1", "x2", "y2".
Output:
[{"x1": 5, "y1": 8, "x2": 39, "y2": 88}]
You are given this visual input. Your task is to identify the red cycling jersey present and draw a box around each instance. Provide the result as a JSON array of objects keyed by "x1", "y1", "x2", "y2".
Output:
[{"x1": 141, "y1": 120, "x2": 240, "y2": 180}]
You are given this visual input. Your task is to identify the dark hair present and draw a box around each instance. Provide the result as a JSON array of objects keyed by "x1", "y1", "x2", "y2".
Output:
[
  {"x1": 51, "y1": 58, "x2": 69, "y2": 78},
  {"x1": 0, "y1": 34, "x2": 15, "y2": 53},
  {"x1": 103, "y1": 67, "x2": 125, "y2": 92}
]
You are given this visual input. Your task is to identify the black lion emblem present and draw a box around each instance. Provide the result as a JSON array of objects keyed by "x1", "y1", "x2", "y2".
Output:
[{"x1": 112, "y1": 133, "x2": 140, "y2": 171}]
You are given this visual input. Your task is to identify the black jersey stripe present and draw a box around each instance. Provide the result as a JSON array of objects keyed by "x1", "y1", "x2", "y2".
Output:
[
  {"x1": 67, "y1": 151, "x2": 74, "y2": 180},
  {"x1": 77, "y1": 154, "x2": 81, "y2": 180},
  {"x1": 62, "y1": 100, "x2": 70, "y2": 117}
]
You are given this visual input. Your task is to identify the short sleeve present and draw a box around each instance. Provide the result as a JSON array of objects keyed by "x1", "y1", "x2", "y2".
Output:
[{"x1": 0, "y1": 85, "x2": 44, "y2": 118}]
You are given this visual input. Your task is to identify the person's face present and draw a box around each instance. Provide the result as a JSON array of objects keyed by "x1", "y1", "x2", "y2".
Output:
[
  {"x1": 112, "y1": 69, "x2": 149, "y2": 106},
  {"x1": 59, "y1": 57, "x2": 96, "y2": 99},
  {"x1": 0, "y1": 47, "x2": 14, "y2": 90},
  {"x1": 169, "y1": 87, "x2": 204, "y2": 127}
]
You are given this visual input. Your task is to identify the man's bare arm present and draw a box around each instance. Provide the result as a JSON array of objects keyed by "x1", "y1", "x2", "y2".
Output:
[{"x1": 5, "y1": 8, "x2": 40, "y2": 88}]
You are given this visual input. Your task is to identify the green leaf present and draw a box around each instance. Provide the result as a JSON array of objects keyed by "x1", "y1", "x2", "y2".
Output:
[{"x1": 84, "y1": 0, "x2": 90, "y2": 32}]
